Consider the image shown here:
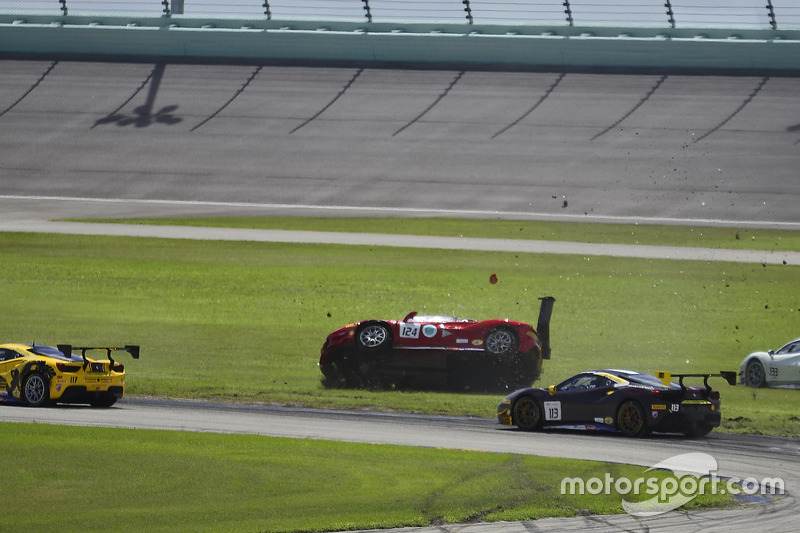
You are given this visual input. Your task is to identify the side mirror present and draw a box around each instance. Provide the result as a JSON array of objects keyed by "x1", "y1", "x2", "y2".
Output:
[{"x1": 548, "y1": 385, "x2": 556, "y2": 396}]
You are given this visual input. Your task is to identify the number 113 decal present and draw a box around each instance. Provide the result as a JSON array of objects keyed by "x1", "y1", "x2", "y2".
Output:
[{"x1": 543, "y1": 401, "x2": 562, "y2": 421}]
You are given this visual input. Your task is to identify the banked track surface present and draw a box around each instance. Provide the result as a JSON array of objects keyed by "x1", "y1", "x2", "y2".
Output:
[{"x1": 1, "y1": 60, "x2": 800, "y2": 228}]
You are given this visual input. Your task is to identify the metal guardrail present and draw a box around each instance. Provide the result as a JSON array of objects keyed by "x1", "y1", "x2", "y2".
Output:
[{"x1": 5, "y1": 0, "x2": 800, "y2": 28}]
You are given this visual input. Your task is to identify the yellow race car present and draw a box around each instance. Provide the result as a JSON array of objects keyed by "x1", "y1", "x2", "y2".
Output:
[{"x1": 0, "y1": 343, "x2": 139, "y2": 407}]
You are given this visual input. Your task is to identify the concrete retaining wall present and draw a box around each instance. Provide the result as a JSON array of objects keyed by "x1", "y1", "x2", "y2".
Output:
[{"x1": 1, "y1": 14, "x2": 798, "y2": 71}]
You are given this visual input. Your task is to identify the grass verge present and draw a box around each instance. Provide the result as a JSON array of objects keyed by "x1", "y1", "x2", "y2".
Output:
[{"x1": 1, "y1": 422, "x2": 733, "y2": 533}]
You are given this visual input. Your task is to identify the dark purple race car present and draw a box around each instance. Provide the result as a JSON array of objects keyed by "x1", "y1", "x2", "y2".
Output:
[{"x1": 498, "y1": 369, "x2": 736, "y2": 438}]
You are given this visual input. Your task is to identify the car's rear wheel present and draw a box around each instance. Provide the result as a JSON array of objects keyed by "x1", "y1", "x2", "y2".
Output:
[
  {"x1": 682, "y1": 422, "x2": 714, "y2": 439},
  {"x1": 357, "y1": 323, "x2": 391, "y2": 352},
  {"x1": 90, "y1": 394, "x2": 117, "y2": 408},
  {"x1": 745, "y1": 359, "x2": 767, "y2": 387},
  {"x1": 22, "y1": 372, "x2": 50, "y2": 407},
  {"x1": 485, "y1": 327, "x2": 518, "y2": 356},
  {"x1": 617, "y1": 400, "x2": 647, "y2": 437},
  {"x1": 513, "y1": 396, "x2": 542, "y2": 431}
]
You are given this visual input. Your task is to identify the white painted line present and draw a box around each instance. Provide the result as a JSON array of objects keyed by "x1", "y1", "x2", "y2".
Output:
[
  {"x1": 1, "y1": 194, "x2": 799, "y2": 229},
  {"x1": 1, "y1": 220, "x2": 797, "y2": 265}
]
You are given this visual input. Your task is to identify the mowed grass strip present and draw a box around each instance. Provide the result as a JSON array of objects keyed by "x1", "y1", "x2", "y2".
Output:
[
  {"x1": 1, "y1": 422, "x2": 731, "y2": 533},
  {"x1": 76, "y1": 216, "x2": 800, "y2": 251},
  {"x1": 0, "y1": 228, "x2": 798, "y2": 435}
]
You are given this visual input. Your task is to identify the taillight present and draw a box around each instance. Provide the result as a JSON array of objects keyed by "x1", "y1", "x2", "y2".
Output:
[
  {"x1": 709, "y1": 390, "x2": 720, "y2": 400},
  {"x1": 56, "y1": 363, "x2": 81, "y2": 373},
  {"x1": 113, "y1": 363, "x2": 125, "y2": 373}
]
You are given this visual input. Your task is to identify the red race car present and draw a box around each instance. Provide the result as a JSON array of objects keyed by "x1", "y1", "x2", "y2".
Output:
[{"x1": 320, "y1": 297, "x2": 554, "y2": 391}]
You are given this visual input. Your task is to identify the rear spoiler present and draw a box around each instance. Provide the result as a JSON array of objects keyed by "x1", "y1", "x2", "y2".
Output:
[
  {"x1": 655, "y1": 370, "x2": 737, "y2": 390},
  {"x1": 537, "y1": 296, "x2": 556, "y2": 360},
  {"x1": 58, "y1": 344, "x2": 140, "y2": 370}
]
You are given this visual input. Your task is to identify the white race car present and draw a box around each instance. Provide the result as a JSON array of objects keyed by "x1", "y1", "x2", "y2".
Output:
[{"x1": 739, "y1": 338, "x2": 800, "y2": 388}]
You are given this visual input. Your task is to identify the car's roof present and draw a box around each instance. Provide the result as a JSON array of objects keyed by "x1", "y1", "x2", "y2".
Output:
[
  {"x1": 0, "y1": 343, "x2": 76, "y2": 361},
  {"x1": 587, "y1": 369, "x2": 680, "y2": 389},
  {"x1": 407, "y1": 315, "x2": 471, "y2": 323}
]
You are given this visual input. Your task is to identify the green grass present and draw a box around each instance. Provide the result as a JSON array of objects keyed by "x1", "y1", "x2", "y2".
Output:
[
  {"x1": 77, "y1": 216, "x2": 800, "y2": 251},
  {"x1": 1, "y1": 225, "x2": 799, "y2": 435},
  {"x1": 1, "y1": 422, "x2": 732, "y2": 533}
]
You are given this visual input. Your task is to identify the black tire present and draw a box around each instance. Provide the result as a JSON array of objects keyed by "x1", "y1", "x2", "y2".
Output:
[
  {"x1": 320, "y1": 349, "x2": 361, "y2": 388},
  {"x1": 745, "y1": 359, "x2": 767, "y2": 388},
  {"x1": 356, "y1": 323, "x2": 391, "y2": 353},
  {"x1": 22, "y1": 372, "x2": 50, "y2": 407},
  {"x1": 513, "y1": 396, "x2": 542, "y2": 431},
  {"x1": 617, "y1": 400, "x2": 648, "y2": 438},
  {"x1": 682, "y1": 423, "x2": 714, "y2": 439},
  {"x1": 484, "y1": 327, "x2": 518, "y2": 356},
  {"x1": 90, "y1": 394, "x2": 118, "y2": 408}
]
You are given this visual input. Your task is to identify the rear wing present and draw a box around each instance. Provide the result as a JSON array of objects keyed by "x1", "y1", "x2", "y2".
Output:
[
  {"x1": 58, "y1": 344, "x2": 140, "y2": 369},
  {"x1": 655, "y1": 370, "x2": 737, "y2": 390},
  {"x1": 537, "y1": 296, "x2": 556, "y2": 360}
]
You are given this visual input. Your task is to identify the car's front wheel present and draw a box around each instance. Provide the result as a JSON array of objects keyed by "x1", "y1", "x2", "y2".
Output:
[
  {"x1": 485, "y1": 327, "x2": 518, "y2": 356},
  {"x1": 745, "y1": 359, "x2": 767, "y2": 387},
  {"x1": 22, "y1": 372, "x2": 50, "y2": 407},
  {"x1": 357, "y1": 323, "x2": 391, "y2": 352},
  {"x1": 617, "y1": 400, "x2": 647, "y2": 437},
  {"x1": 513, "y1": 396, "x2": 542, "y2": 431}
]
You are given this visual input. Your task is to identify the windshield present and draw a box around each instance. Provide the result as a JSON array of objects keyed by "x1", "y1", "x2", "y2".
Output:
[
  {"x1": 408, "y1": 315, "x2": 466, "y2": 323},
  {"x1": 29, "y1": 345, "x2": 81, "y2": 362}
]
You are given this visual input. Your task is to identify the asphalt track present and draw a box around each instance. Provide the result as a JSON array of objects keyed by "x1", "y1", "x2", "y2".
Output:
[
  {"x1": 1, "y1": 59, "x2": 800, "y2": 228},
  {"x1": 1, "y1": 58, "x2": 799, "y2": 532}
]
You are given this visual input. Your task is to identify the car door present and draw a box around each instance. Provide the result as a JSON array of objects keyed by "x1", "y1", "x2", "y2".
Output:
[
  {"x1": 545, "y1": 374, "x2": 616, "y2": 424},
  {"x1": 775, "y1": 341, "x2": 800, "y2": 385}
]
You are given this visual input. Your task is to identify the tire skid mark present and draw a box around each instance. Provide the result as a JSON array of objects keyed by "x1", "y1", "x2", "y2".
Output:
[
  {"x1": 290, "y1": 68, "x2": 363, "y2": 134},
  {"x1": 591, "y1": 74, "x2": 667, "y2": 141},
  {"x1": 392, "y1": 71, "x2": 465, "y2": 137},
  {"x1": 190, "y1": 66, "x2": 262, "y2": 132},
  {"x1": 492, "y1": 72, "x2": 565, "y2": 139},
  {"x1": 92, "y1": 64, "x2": 160, "y2": 128},
  {"x1": 694, "y1": 76, "x2": 769, "y2": 143},
  {"x1": 0, "y1": 61, "x2": 58, "y2": 120}
]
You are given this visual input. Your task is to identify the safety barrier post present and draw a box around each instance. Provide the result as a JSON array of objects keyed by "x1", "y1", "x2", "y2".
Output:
[
  {"x1": 766, "y1": 0, "x2": 777, "y2": 29},
  {"x1": 362, "y1": 0, "x2": 372, "y2": 23},
  {"x1": 563, "y1": 0, "x2": 574, "y2": 26},
  {"x1": 463, "y1": 0, "x2": 474, "y2": 24},
  {"x1": 665, "y1": 0, "x2": 676, "y2": 28}
]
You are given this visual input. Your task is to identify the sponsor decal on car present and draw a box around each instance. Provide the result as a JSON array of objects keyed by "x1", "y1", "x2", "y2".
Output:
[{"x1": 422, "y1": 325, "x2": 438, "y2": 338}]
